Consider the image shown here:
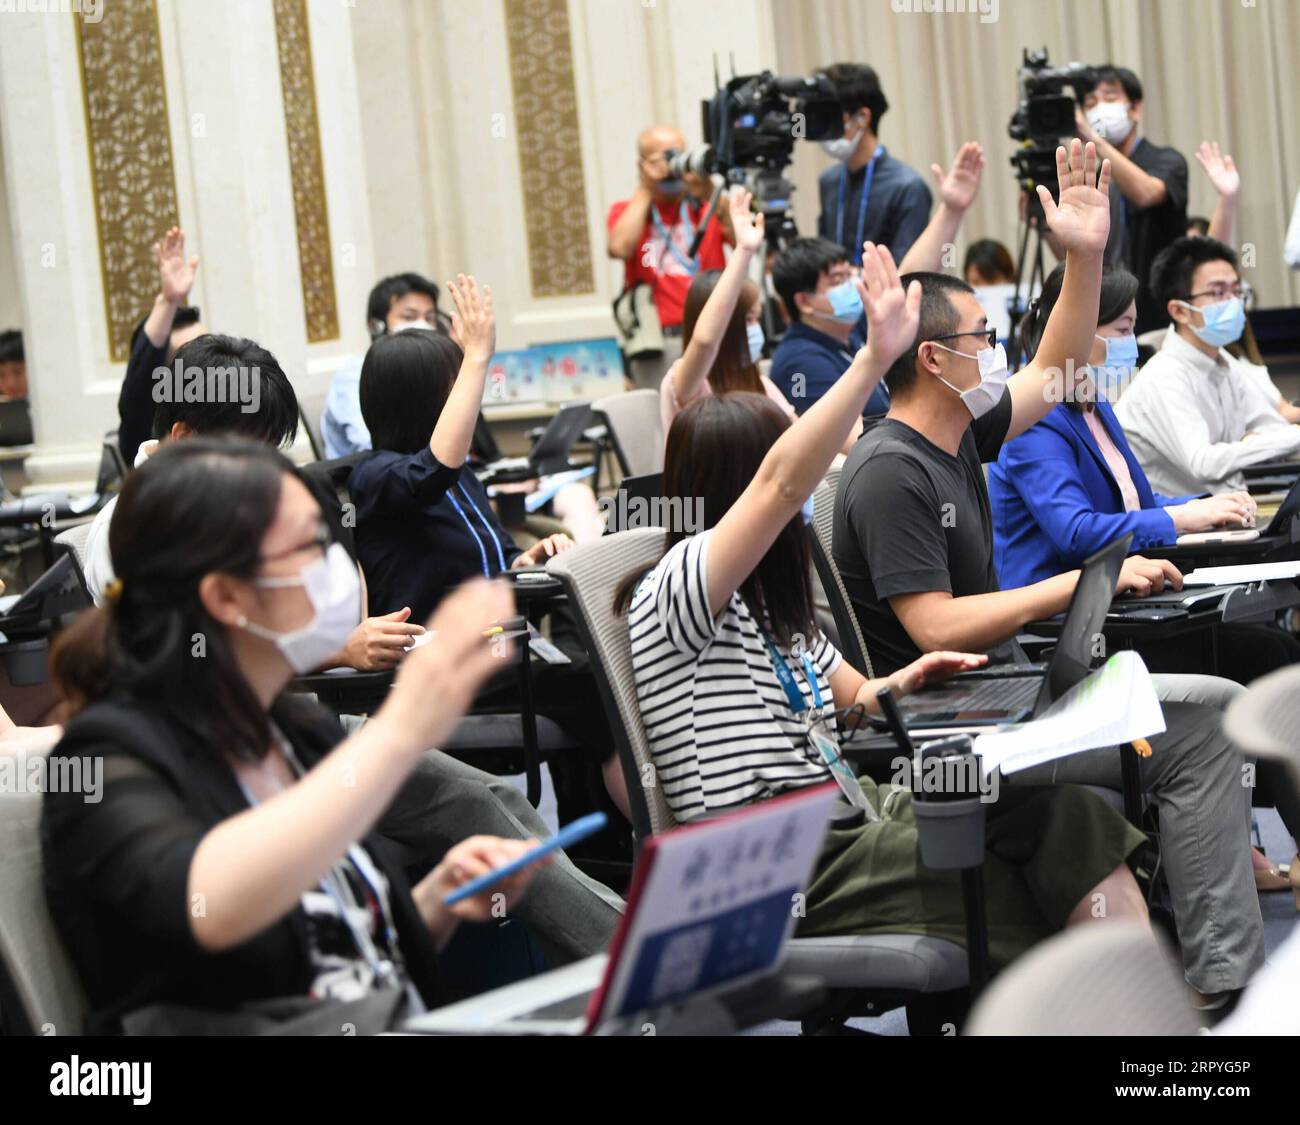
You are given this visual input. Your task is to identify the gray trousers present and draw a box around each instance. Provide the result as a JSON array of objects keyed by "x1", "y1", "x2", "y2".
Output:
[
  {"x1": 1017, "y1": 673, "x2": 1263, "y2": 992},
  {"x1": 372, "y1": 747, "x2": 625, "y2": 968}
]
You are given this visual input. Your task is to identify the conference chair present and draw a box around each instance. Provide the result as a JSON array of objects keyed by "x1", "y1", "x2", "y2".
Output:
[
  {"x1": 53, "y1": 522, "x2": 94, "y2": 595},
  {"x1": 297, "y1": 390, "x2": 328, "y2": 461},
  {"x1": 809, "y1": 468, "x2": 875, "y2": 677},
  {"x1": 0, "y1": 743, "x2": 89, "y2": 1035},
  {"x1": 966, "y1": 921, "x2": 1197, "y2": 1035},
  {"x1": 591, "y1": 390, "x2": 663, "y2": 480},
  {"x1": 546, "y1": 529, "x2": 973, "y2": 1034}
]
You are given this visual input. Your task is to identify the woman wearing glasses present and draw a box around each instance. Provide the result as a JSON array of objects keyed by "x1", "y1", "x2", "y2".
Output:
[
  {"x1": 43, "y1": 439, "x2": 545, "y2": 1032},
  {"x1": 620, "y1": 242, "x2": 1150, "y2": 971}
]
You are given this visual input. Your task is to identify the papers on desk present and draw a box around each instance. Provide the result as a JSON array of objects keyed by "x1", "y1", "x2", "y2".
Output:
[
  {"x1": 972, "y1": 651, "x2": 1165, "y2": 779},
  {"x1": 1182, "y1": 561, "x2": 1300, "y2": 586}
]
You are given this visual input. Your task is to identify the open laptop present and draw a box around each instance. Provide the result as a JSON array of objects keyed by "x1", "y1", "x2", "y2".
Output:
[
  {"x1": 0, "y1": 555, "x2": 90, "y2": 634},
  {"x1": 405, "y1": 782, "x2": 839, "y2": 1036},
  {"x1": 602, "y1": 472, "x2": 665, "y2": 534},
  {"x1": 1175, "y1": 475, "x2": 1300, "y2": 548},
  {"x1": 483, "y1": 401, "x2": 594, "y2": 483},
  {"x1": 886, "y1": 534, "x2": 1131, "y2": 729}
]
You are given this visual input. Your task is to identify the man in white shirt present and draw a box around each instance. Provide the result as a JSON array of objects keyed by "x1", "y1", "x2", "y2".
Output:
[{"x1": 1116, "y1": 236, "x2": 1300, "y2": 495}]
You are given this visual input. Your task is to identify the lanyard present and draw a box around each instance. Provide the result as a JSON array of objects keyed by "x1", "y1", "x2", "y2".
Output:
[
  {"x1": 232, "y1": 739, "x2": 400, "y2": 982},
  {"x1": 761, "y1": 630, "x2": 823, "y2": 715},
  {"x1": 447, "y1": 483, "x2": 507, "y2": 577},
  {"x1": 651, "y1": 199, "x2": 700, "y2": 274},
  {"x1": 836, "y1": 146, "x2": 884, "y2": 265}
]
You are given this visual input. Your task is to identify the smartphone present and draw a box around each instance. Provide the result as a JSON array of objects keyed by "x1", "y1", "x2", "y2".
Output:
[{"x1": 441, "y1": 812, "x2": 608, "y2": 906}]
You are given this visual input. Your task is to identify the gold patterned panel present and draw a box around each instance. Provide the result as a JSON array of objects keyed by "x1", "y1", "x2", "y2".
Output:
[
  {"x1": 273, "y1": 0, "x2": 339, "y2": 343},
  {"x1": 76, "y1": 0, "x2": 181, "y2": 363},
  {"x1": 504, "y1": 0, "x2": 595, "y2": 297}
]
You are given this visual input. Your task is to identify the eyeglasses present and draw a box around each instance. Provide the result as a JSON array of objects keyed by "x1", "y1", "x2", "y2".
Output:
[
  {"x1": 258, "y1": 524, "x2": 331, "y2": 567},
  {"x1": 1185, "y1": 281, "x2": 1253, "y2": 305},
  {"x1": 927, "y1": 328, "x2": 998, "y2": 351}
]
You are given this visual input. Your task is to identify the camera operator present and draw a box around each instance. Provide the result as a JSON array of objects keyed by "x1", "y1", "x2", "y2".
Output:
[
  {"x1": 606, "y1": 124, "x2": 732, "y2": 390},
  {"x1": 1073, "y1": 65, "x2": 1188, "y2": 332},
  {"x1": 815, "y1": 62, "x2": 932, "y2": 265}
]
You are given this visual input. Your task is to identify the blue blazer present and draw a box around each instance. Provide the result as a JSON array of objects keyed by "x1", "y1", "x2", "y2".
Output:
[{"x1": 989, "y1": 400, "x2": 1197, "y2": 589}]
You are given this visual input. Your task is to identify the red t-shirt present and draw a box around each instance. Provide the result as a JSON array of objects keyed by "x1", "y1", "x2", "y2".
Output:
[{"x1": 607, "y1": 196, "x2": 728, "y2": 328}]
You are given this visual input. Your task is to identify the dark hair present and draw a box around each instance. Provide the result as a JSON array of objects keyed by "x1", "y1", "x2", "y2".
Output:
[
  {"x1": 963, "y1": 239, "x2": 1015, "y2": 285},
  {"x1": 615, "y1": 393, "x2": 815, "y2": 649},
  {"x1": 151, "y1": 334, "x2": 300, "y2": 447},
  {"x1": 882, "y1": 272, "x2": 975, "y2": 396},
  {"x1": 366, "y1": 272, "x2": 444, "y2": 330},
  {"x1": 1020, "y1": 263, "x2": 1139, "y2": 413},
  {"x1": 1186, "y1": 216, "x2": 1211, "y2": 237},
  {"x1": 819, "y1": 62, "x2": 889, "y2": 134},
  {"x1": 128, "y1": 306, "x2": 202, "y2": 355},
  {"x1": 1086, "y1": 64, "x2": 1143, "y2": 105},
  {"x1": 681, "y1": 269, "x2": 762, "y2": 395},
  {"x1": 772, "y1": 238, "x2": 850, "y2": 324},
  {"x1": 360, "y1": 329, "x2": 465, "y2": 453},
  {"x1": 0, "y1": 329, "x2": 23, "y2": 364},
  {"x1": 51, "y1": 438, "x2": 319, "y2": 761},
  {"x1": 1149, "y1": 236, "x2": 1238, "y2": 314}
]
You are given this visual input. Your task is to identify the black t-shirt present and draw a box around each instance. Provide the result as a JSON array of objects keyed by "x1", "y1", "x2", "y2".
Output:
[
  {"x1": 118, "y1": 329, "x2": 168, "y2": 466},
  {"x1": 832, "y1": 393, "x2": 1013, "y2": 676},
  {"x1": 1105, "y1": 138, "x2": 1188, "y2": 334}
]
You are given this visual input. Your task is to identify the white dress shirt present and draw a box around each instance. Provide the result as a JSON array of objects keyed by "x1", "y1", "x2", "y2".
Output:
[
  {"x1": 1114, "y1": 327, "x2": 1300, "y2": 496},
  {"x1": 83, "y1": 439, "x2": 157, "y2": 604}
]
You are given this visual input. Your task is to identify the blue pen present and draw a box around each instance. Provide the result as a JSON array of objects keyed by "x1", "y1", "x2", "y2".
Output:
[{"x1": 442, "y1": 812, "x2": 608, "y2": 906}]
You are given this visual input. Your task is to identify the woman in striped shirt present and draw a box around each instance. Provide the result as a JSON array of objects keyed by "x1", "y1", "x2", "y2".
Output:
[{"x1": 624, "y1": 241, "x2": 1149, "y2": 967}]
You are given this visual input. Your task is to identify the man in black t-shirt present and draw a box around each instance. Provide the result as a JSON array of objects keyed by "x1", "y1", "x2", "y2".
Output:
[
  {"x1": 1075, "y1": 66, "x2": 1188, "y2": 333},
  {"x1": 830, "y1": 143, "x2": 1264, "y2": 1003}
]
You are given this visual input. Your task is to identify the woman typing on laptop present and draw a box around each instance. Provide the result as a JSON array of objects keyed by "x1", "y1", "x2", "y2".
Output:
[{"x1": 622, "y1": 239, "x2": 1149, "y2": 970}]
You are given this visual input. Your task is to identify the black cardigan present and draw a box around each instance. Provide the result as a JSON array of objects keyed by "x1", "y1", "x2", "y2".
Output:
[{"x1": 41, "y1": 698, "x2": 443, "y2": 1033}]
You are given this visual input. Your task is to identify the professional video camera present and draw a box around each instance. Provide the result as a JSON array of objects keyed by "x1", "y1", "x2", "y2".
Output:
[
  {"x1": 663, "y1": 68, "x2": 842, "y2": 246},
  {"x1": 1007, "y1": 48, "x2": 1095, "y2": 203}
]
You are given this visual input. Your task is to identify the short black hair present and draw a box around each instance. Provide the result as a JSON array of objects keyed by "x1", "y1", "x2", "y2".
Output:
[
  {"x1": 772, "y1": 238, "x2": 850, "y2": 323},
  {"x1": 0, "y1": 329, "x2": 22, "y2": 364},
  {"x1": 1186, "y1": 216, "x2": 1211, "y2": 237},
  {"x1": 883, "y1": 272, "x2": 975, "y2": 396},
  {"x1": 366, "y1": 272, "x2": 442, "y2": 328},
  {"x1": 1087, "y1": 64, "x2": 1143, "y2": 105},
  {"x1": 360, "y1": 330, "x2": 464, "y2": 454},
  {"x1": 128, "y1": 306, "x2": 202, "y2": 354},
  {"x1": 963, "y1": 239, "x2": 1015, "y2": 285},
  {"x1": 818, "y1": 62, "x2": 889, "y2": 134},
  {"x1": 151, "y1": 334, "x2": 299, "y2": 448},
  {"x1": 1149, "y1": 236, "x2": 1238, "y2": 313}
]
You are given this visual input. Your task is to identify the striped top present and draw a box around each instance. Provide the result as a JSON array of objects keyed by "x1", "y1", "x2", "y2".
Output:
[{"x1": 628, "y1": 530, "x2": 842, "y2": 820}]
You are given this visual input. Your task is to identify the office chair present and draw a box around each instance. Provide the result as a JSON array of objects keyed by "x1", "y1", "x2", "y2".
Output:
[
  {"x1": 809, "y1": 468, "x2": 875, "y2": 678},
  {"x1": 546, "y1": 529, "x2": 974, "y2": 1034},
  {"x1": 591, "y1": 390, "x2": 664, "y2": 479},
  {"x1": 966, "y1": 921, "x2": 1197, "y2": 1035},
  {"x1": 0, "y1": 743, "x2": 89, "y2": 1035}
]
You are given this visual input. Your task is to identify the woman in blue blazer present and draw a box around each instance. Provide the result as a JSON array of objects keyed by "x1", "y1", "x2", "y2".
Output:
[
  {"x1": 990, "y1": 264, "x2": 1299, "y2": 898},
  {"x1": 989, "y1": 266, "x2": 1255, "y2": 590}
]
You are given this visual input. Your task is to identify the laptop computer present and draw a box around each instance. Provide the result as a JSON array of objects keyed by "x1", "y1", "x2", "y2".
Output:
[
  {"x1": 1175, "y1": 474, "x2": 1300, "y2": 547},
  {"x1": 404, "y1": 781, "x2": 839, "y2": 1036},
  {"x1": 0, "y1": 555, "x2": 90, "y2": 635},
  {"x1": 484, "y1": 401, "x2": 594, "y2": 483},
  {"x1": 602, "y1": 472, "x2": 665, "y2": 534},
  {"x1": 886, "y1": 534, "x2": 1131, "y2": 729},
  {"x1": 0, "y1": 399, "x2": 33, "y2": 447}
]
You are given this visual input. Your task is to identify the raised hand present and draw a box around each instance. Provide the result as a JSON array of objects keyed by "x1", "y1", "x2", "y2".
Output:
[
  {"x1": 855, "y1": 242, "x2": 922, "y2": 369},
  {"x1": 931, "y1": 141, "x2": 985, "y2": 213},
  {"x1": 1038, "y1": 139, "x2": 1112, "y2": 256},
  {"x1": 1195, "y1": 141, "x2": 1240, "y2": 199},
  {"x1": 446, "y1": 274, "x2": 495, "y2": 360},
  {"x1": 729, "y1": 188, "x2": 766, "y2": 253},
  {"x1": 154, "y1": 227, "x2": 199, "y2": 305}
]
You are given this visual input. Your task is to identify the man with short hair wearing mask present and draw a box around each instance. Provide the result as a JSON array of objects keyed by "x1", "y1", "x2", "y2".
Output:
[
  {"x1": 1116, "y1": 236, "x2": 1300, "y2": 496},
  {"x1": 815, "y1": 62, "x2": 931, "y2": 265},
  {"x1": 1073, "y1": 65, "x2": 1188, "y2": 333},
  {"x1": 607, "y1": 124, "x2": 730, "y2": 390}
]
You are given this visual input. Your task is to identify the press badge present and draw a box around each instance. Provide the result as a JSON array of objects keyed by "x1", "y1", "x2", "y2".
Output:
[{"x1": 806, "y1": 713, "x2": 878, "y2": 821}]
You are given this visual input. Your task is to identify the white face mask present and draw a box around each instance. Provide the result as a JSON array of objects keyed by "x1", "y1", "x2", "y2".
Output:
[
  {"x1": 930, "y1": 342, "x2": 1010, "y2": 420},
  {"x1": 238, "y1": 543, "x2": 361, "y2": 675},
  {"x1": 392, "y1": 320, "x2": 436, "y2": 334},
  {"x1": 820, "y1": 116, "x2": 864, "y2": 162},
  {"x1": 1086, "y1": 101, "x2": 1133, "y2": 145}
]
